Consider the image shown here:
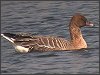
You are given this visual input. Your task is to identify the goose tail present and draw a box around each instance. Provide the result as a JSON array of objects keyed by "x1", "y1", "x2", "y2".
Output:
[{"x1": 1, "y1": 33, "x2": 16, "y2": 43}]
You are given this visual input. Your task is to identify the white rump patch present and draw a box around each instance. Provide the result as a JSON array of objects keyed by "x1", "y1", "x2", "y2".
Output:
[
  {"x1": 89, "y1": 23, "x2": 94, "y2": 26},
  {"x1": 15, "y1": 45, "x2": 29, "y2": 53}
]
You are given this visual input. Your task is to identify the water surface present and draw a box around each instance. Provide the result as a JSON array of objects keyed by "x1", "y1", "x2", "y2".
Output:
[{"x1": 1, "y1": 1, "x2": 99, "y2": 74}]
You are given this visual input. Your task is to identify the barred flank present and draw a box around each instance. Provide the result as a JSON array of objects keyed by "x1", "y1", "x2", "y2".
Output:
[
  {"x1": 32, "y1": 36, "x2": 69, "y2": 50},
  {"x1": 14, "y1": 35, "x2": 70, "y2": 51}
]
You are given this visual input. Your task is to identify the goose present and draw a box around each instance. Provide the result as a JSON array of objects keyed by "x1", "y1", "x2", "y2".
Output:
[{"x1": 1, "y1": 13, "x2": 93, "y2": 53}]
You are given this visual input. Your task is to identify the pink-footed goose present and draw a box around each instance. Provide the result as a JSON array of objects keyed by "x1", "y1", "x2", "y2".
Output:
[{"x1": 1, "y1": 13, "x2": 93, "y2": 53}]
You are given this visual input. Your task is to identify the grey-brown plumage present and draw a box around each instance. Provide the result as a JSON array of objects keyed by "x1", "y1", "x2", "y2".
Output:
[
  {"x1": 1, "y1": 33, "x2": 71, "y2": 52},
  {"x1": 1, "y1": 13, "x2": 93, "y2": 53}
]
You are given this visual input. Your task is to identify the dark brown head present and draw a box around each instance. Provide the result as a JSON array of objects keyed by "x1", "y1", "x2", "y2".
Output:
[{"x1": 70, "y1": 13, "x2": 93, "y2": 27}]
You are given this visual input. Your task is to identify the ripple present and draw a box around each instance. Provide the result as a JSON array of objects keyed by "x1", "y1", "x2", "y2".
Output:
[{"x1": 1, "y1": 1, "x2": 99, "y2": 74}]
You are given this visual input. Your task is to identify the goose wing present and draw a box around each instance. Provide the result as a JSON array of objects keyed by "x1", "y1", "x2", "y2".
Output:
[
  {"x1": 1, "y1": 33, "x2": 70, "y2": 52},
  {"x1": 14, "y1": 35, "x2": 70, "y2": 51}
]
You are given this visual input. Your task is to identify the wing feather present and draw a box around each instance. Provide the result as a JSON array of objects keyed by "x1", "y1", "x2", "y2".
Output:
[{"x1": 14, "y1": 35, "x2": 69, "y2": 51}]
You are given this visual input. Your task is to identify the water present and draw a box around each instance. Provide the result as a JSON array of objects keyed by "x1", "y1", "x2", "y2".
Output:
[{"x1": 1, "y1": 1, "x2": 99, "y2": 74}]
